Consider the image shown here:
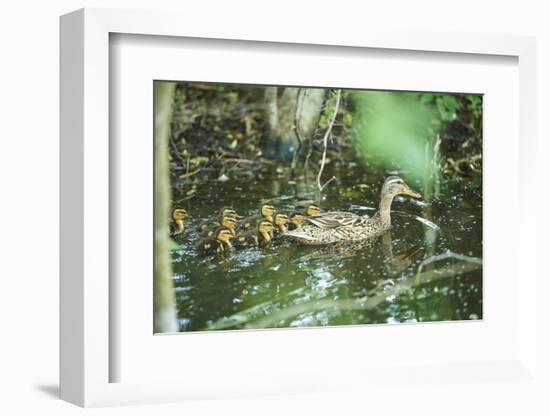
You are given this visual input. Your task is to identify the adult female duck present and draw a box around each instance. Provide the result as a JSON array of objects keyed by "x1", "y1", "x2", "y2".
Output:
[{"x1": 285, "y1": 176, "x2": 421, "y2": 245}]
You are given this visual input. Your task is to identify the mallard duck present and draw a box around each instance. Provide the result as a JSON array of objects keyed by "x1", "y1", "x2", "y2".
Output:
[
  {"x1": 234, "y1": 219, "x2": 275, "y2": 248},
  {"x1": 238, "y1": 204, "x2": 276, "y2": 231},
  {"x1": 284, "y1": 176, "x2": 421, "y2": 245},
  {"x1": 196, "y1": 226, "x2": 235, "y2": 255},
  {"x1": 170, "y1": 208, "x2": 189, "y2": 240},
  {"x1": 198, "y1": 207, "x2": 238, "y2": 233},
  {"x1": 272, "y1": 213, "x2": 290, "y2": 237},
  {"x1": 288, "y1": 213, "x2": 306, "y2": 230}
]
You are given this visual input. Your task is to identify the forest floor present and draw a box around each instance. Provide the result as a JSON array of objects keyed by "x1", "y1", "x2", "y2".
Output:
[{"x1": 168, "y1": 83, "x2": 482, "y2": 203}]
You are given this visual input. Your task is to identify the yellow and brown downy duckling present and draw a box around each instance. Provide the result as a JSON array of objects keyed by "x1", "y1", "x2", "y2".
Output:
[
  {"x1": 303, "y1": 203, "x2": 321, "y2": 216},
  {"x1": 234, "y1": 219, "x2": 275, "y2": 249},
  {"x1": 200, "y1": 215, "x2": 237, "y2": 238},
  {"x1": 238, "y1": 204, "x2": 276, "y2": 231},
  {"x1": 272, "y1": 213, "x2": 290, "y2": 237},
  {"x1": 288, "y1": 213, "x2": 306, "y2": 231},
  {"x1": 169, "y1": 208, "x2": 190, "y2": 242},
  {"x1": 198, "y1": 207, "x2": 239, "y2": 233},
  {"x1": 196, "y1": 226, "x2": 235, "y2": 255}
]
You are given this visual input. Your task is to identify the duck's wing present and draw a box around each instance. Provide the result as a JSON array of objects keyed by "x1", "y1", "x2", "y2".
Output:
[{"x1": 304, "y1": 211, "x2": 362, "y2": 229}]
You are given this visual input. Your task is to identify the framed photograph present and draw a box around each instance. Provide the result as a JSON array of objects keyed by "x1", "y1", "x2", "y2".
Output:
[
  {"x1": 153, "y1": 80, "x2": 483, "y2": 335},
  {"x1": 60, "y1": 8, "x2": 539, "y2": 408}
]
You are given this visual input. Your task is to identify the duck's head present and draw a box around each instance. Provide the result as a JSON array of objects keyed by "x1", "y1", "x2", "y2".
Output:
[
  {"x1": 382, "y1": 176, "x2": 421, "y2": 199},
  {"x1": 220, "y1": 216, "x2": 238, "y2": 231},
  {"x1": 215, "y1": 227, "x2": 235, "y2": 244},
  {"x1": 289, "y1": 213, "x2": 306, "y2": 227},
  {"x1": 304, "y1": 204, "x2": 321, "y2": 216},
  {"x1": 273, "y1": 213, "x2": 289, "y2": 227},
  {"x1": 257, "y1": 219, "x2": 275, "y2": 241},
  {"x1": 260, "y1": 204, "x2": 276, "y2": 219},
  {"x1": 219, "y1": 207, "x2": 238, "y2": 219},
  {"x1": 172, "y1": 208, "x2": 189, "y2": 222}
]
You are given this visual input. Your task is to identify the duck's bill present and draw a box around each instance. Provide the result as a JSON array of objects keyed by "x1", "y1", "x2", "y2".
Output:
[{"x1": 402, "y1": 188, "x2": 422, "y2": 198}]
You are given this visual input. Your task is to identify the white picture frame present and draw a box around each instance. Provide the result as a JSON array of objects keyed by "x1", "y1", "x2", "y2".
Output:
[{"x1": 60, "y1": 7, "x2": 539, "y2": 408}]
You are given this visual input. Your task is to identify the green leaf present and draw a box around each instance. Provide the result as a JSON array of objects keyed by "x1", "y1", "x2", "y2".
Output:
[
  {"x1": 441, "y1": 95, "x2": 460, "y2": 113},
  {"x1": 420, "y1": 93, "x2": 434, "y2": 104},
  {"x1": 343, "y1": 112, "x2": 353, "y2": 127}
]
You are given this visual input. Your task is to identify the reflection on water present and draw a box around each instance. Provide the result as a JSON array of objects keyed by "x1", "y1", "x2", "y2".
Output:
[{"x1": 172, "y1": 166, "x2": 482, "y2": 332}]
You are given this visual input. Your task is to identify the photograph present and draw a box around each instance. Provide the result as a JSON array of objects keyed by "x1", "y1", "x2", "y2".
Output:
[{"x1": 153, "y1": 81, "x2": 483, "y2": 333}]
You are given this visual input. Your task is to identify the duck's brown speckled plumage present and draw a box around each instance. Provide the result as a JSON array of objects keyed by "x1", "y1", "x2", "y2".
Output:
[{"x1": 284, "y1": 176, "x2": 420, "y2": 245}]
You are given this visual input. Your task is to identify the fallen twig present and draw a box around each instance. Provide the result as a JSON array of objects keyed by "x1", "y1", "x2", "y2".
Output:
[
  {"x1": 221, "y1": 158, "x2": 274, "y2": 165},
  {"x1": 321, "y1": 175, "x2": 337, "y2": 189},
  {"x1": 179, "y1": 168, "x2": 201, "y2": 179}
]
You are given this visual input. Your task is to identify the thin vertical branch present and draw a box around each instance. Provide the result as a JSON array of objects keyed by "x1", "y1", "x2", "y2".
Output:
[
  {"x1": 316, "y1": 89, "x2": 342, "y2": 199},
  {"x1": 154, "y1": 81, "x2": 178, "y2": 333},
  {"x1": 433, "y1": 134, "x2": 441, "y2": 199}
]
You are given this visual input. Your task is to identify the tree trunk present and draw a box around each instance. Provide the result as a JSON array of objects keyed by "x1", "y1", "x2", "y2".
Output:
[
  {"x1": 154, "y1": 81, "x2": 178, "y2": 333},
  {"x1": 264, "y1": 87, "x2": 325, "y2": 159},
  {"x1": 264, "y1": 87, "x2": 278, "y2": 132}
]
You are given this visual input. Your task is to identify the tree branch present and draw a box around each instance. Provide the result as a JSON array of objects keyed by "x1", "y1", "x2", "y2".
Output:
[{"x1": 316, "y1": 89, "x2": 342, "y2": 198}]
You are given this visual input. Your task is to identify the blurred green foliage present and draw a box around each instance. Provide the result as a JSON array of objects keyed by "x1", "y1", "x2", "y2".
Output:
[
  {"x1": 319, "y1": 90, "x2": 344, "y2": 129},
  {"x1": 350, "y1": 90, "x2": 437, "y2": 186},
  {"x1": 349, "y1": 90, "x2": 482, "y2": 198}
]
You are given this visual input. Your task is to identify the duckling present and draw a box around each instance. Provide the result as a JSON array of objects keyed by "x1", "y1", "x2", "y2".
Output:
[
  {"x1": 238, "y1": 204, "x2": 276, "y2": 231},
  {"x1": 234, "y1": 219, "x2": 275, "y2": 249},
  {"x1": 288, "y1": 213, "x2": 306, "y2": 231},
  {"x1": 196, "y1": 226, "x2": 235, "y2": 255},
  {"x1": 200, "y1": 215, "x2": 237, "y2": 238},
  {"x1": 169, "y1": 208, "x2": 189, "y2": 242},
  {"x1": 199, "y1": 207, "x2": 239, "y2": 232},
  {"x1": 272, "y1": 213, "x2": 290, "y2": 238},
  {"x1": 295, "y1": 201, "x2": 321, "y2": 216},
  {"x1": 303, "y1": 203, "x2": 321, "y2": 216},
  {"x1": 219, "y1": 207, "x2": 238, "y2": 219}
]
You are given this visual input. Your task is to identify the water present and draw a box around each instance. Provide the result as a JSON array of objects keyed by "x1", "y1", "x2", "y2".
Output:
[{"x1": 171, "y1": 165, "x2": 482, "y2": 332}]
